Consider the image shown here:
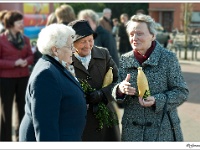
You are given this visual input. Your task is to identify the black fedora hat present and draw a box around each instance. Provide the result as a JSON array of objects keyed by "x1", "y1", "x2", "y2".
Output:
[{"x1": 68, "y1": 20, "x2": 97, "y2": 42}]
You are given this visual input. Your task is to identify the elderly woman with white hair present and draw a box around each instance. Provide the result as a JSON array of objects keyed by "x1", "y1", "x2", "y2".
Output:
[{"x1": 19, "y1": 23, "x2": 87, "y2": 141}]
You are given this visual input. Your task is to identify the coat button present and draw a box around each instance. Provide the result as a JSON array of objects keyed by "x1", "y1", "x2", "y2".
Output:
[{"x1": 86, "y1": 76, "x2": 92, "y2": 80}]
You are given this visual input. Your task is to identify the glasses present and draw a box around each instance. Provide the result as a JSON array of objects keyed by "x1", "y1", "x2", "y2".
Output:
[
  {"x1": 61, "y1": 45, "x2": 75, "y2": 51},
  {"x1": 66, "y1": 45, "x2": 74, "y2": 51}
]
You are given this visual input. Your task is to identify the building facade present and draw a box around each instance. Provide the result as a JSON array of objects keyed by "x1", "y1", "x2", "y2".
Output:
[{"x1": 149, "y1": 3, "x2": 200, "y2": 32}]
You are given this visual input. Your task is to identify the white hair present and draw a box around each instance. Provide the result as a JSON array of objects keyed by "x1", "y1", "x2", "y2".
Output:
[
  {"x1": 37, "y1": 23, "x2": 75, "y2": 55},
  {"x1": 103, "y1": 8, "x2": 111, "y2": 14},
  {"x1": 77, "y1": 9, "x2": 99, "y2": 26}
]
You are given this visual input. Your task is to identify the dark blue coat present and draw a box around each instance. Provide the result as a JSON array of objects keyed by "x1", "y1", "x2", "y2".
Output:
[
  {"x1": 94, "y1": 25, "x2": 119, "y2": 67},
  {"x1": 19, "y1": 55, "x2": 87, "y2": 141}
]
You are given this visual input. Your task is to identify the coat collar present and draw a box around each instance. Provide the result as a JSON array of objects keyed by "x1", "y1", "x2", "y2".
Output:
[
  {"x1": 122, "y1": 41, "x2": 162, "y2": 69},
  {"x1": 92, "y1": 45, "x2": 105, "y2": 59},
  {"x1": 72, "y1": 55, "x2": 90, "y2": 75},
  {"x1": 72, "y1": 46, "x2": 105, "y2": 73},
  {"x1": 42, "y1": 55, "x2": 83, "y2": 90}
]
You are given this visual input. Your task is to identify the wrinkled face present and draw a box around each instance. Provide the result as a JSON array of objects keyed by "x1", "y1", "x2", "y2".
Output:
[
  {"x1": 127, "y1": 22, "x2": 155, "y2": 53},
  {"x1": 13, "y1": 19, "x2": 24, "y2": 32},
  {"x1": 74, "y1": 35, "x2": 94, "y2": 57},
  {"x1": 54, "y1": 36, "x2": 75, "y2": 66}
]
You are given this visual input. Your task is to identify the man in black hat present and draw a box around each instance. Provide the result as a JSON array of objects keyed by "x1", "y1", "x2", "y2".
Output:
[
  {"x1": 68, "y1": 20, "x2": 120, "y2": 141},
  {"x1": 77, "y1": 9, "x2": 119, "y2": 67},
  {"x1": 68, "y1": 20, "x2": 97, "y2": 42}
]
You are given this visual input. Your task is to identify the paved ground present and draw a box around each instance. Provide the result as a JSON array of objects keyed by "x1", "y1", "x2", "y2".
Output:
[
  {"x1": 177, "y1": 59, "x2": 200, "y2": 142},
  {"x1": 169, "y1": 44, "x2": 200, "y2": 142},
  {"x1": 169, "y1": 35, "x2": 200, "y2": 141}
]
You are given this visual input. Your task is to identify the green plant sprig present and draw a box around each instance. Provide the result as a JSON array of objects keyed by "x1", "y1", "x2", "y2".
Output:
[
  {"x1": 143, "y1": 90, "x2": 151, "y2": 99},
  {"x1": 78, "y1": 78, "x2": 119, "y2": 130},
  {"x1": 79, "y1": 79, "x2": 94, "y2": 94},
  {"x1": 95, "y1": 102, "x2": 119, "y2": 130}
]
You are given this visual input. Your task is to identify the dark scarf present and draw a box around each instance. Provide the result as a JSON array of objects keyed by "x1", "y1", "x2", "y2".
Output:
[
  {"x1": 134, "y1": 41, "x2": 156, "y2": 64},
  {"x1": 7, "y1": 30, "x2": 25, "y2": 50}
]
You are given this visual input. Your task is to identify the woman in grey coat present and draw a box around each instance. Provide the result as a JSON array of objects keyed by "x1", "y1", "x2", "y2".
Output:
[{"x1": 112, "y1": 14, "x2": 189, "y2": 141}]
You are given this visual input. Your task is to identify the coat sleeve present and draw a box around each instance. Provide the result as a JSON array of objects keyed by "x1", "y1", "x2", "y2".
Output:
[
  {"x1": 154, "y1": 52, "x2": 189, "y2": 113},
  {"x1": 30, "y1": 69, "x2": 61, "y2": 141}
]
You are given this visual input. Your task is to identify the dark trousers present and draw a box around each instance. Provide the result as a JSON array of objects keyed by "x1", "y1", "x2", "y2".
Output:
[{"x1": 0, "y1": 77, "x2": 28, "y2": 141}]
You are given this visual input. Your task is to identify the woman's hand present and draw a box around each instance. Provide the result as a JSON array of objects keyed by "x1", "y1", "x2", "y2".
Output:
[
  {"x1": 118, "y1": 74, "x2": 136, "y2": 96},
  {"x1": 138, "y1": 96, "x2": 155, "y2": 107},
  {"x1": 15, "y1": 58, "x2": 27, "y2": 67}
]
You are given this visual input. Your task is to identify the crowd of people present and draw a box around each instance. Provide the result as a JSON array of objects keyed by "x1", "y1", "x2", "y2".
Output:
[{"x1": 0, "y1": 5, "x2": 189, "y2": 142}]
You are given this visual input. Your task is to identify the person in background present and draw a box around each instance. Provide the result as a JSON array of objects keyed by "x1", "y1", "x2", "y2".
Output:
[
  {"x1": 77, "y1": 9, "x2": 119, "y2": 67},
  {"x1": 112, "y1": 18, "x2": 120, "y2": 56},
  {"x1": 136, "y1": 9, "x2": 146, "y2": 15},
  {"x1": 118, "y1": 13, "x2": 132, "y2": 56},
  {"x1": 68, "y1": 20, "x2": 120, "y2": 141},
  {"x1": 0, "y1": 10, "x2": 8, "y2": 33},
  {"x1": 55, "y1": 4, "x2": 76, "y2": 26},
  {"x1": 0, "y1": 10, "x2": 34, "y2": 141},
  {"x1": 46, "y1": 12, "x2": 57, "y2": 26},
  {"x1": 99, "y1": 8, "x2": 113, "y2": 33},
  {"x1": 112, "y1": 14, "x2": 189, "y2": 141},
  {"x1": 19, "y1": 23, "x2": 87, "y2": 141},
  {"x1": 112, "y1": 18, "x2": 119, "y2": 38}
]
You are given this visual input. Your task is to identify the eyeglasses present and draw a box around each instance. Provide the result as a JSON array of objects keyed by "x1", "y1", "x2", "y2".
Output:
[{"x1": 63, "y1": 45, "x2": 75, "y2": 51}]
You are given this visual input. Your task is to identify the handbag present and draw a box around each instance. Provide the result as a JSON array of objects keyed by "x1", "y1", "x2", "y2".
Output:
[{"x1": 156, "y1": 102, "x2": 176, "y2": 141}]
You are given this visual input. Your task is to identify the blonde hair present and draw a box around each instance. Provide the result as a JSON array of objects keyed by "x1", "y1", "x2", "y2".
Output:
[
  {"x1": 126, "y1": 14, "x2": 157, "y2": 36},
  {"x1": 46, "y1": 12, "x2": 57, "y2": 26},
  {"x1": 55, "y1": 4, "x2": 76, "y2": 23}
]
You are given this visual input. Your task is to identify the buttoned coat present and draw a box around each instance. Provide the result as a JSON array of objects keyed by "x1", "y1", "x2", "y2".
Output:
[
  {"x1": 112, "y1": 41, "x2": 189, "y2": 141},
  {"x1": 72, "y1": 45, "x2": 120, "y2": 141},
  {"x1": 19, "y1": 55, "x2": 87, "y2": 141}
]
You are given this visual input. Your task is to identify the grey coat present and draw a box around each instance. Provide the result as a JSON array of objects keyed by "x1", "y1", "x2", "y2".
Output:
[{"x1": 112, "y1": 41, "x2": 189, "y2": 141}]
